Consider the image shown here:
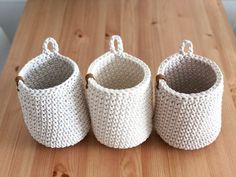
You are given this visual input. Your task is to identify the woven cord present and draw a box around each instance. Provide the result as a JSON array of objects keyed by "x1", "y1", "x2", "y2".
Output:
[
  {"x1": 42, "y1": 37, "x2": 59, "y2": 54},
  {"x1": 156, "y1": 74, "x2": 166, "y2": 89},
  {"x1": 109, "y1": 35, "x2": 124, "y2": 57},
  {"x1": 179, "y1": 40, "x2": 193, "y2": 57},
  {"x1": 15, "y1": 76, "x2": 24, "y2": 91},
  {"x1": 85, "y1": 73, "x2": 95, "y2": 89}
]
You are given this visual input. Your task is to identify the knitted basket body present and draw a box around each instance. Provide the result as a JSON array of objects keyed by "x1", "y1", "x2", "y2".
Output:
[
  {"x1": 16, "y1": 38, "x2": 90, "y2": 148},
  {"x1": 154, "y1": 40, "x2": 224, "y2": 150},
  {"x1": 86, "y1": 36, "x2": 153, "y2": 149}
]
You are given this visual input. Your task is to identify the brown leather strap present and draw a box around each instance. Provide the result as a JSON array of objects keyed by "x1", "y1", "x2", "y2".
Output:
[
  {"x1": 156, "y1": 74, "x2": 166, "y2": 89},
  {"x1": 15, "y1": 76, "x2": 24, "y2": 91},
  {"x1": 85, "y1": 73, "x2": 95, "y2": 89}
]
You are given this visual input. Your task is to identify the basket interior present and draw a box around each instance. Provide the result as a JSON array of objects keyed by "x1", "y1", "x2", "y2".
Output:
[
  {"x1": 164, "y1": 57, "x2": 217, "y2": 94},
  {"x1": 23, "y1": 57, "x2": 74, "y2": 89},
  {"x1": 93, "y1": 58, "x2": 145, "y2": 89}
]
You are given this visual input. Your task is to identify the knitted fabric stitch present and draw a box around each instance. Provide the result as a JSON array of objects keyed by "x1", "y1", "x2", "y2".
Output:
[
  {"x1": 86, "y1": 35, "x2": 153, "y2": 149},
  {"x1": 154, "y1": 40, "x2": 224, "y2": 150},
  {"x1": 16, "y1": 37, "x2": 90, "y2": 148}
]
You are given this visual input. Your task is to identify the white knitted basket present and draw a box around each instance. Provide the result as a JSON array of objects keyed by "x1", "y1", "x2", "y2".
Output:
[
  {"x1": 16, "y1": 37, "x2": 90, "y2": 148},
  {"x1": 154, "y1": 40, "x2": 224, "y2": 150},
  {"x1": 86, "y1": 35, "x2": 153, "y2": 149}
]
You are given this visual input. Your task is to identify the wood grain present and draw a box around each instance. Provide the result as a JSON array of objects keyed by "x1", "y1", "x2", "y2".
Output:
[{"x1": 0, "y1": 0, "x2": 236, "y2": 176}]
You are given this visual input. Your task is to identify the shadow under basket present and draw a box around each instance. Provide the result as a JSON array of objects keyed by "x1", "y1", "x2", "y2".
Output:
[
  {"x1": 16, "y1": 37, "x2": 90, "y2": 148},
  {"x1": 154, "y1": 40, "x2": 224, "y2": 150},
  {"x1": 86, "y1": 35, "x2": 153, "y2": 149}
]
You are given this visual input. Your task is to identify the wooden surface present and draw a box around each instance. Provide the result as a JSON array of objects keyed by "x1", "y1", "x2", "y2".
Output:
[{"x1": 1, "y1": 0, "x2": 236, "y2": 176}]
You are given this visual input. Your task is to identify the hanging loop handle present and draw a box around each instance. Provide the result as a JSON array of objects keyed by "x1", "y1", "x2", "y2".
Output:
[
  {"x1": 156, "y1": 74, "x2": 166, "y2": 89},
  {"x1": 42, "y1": 37, "x2": 59, "y2": 54},
  {"x1": 109, "y1": 35, "x2": 124, "y2": 56},
  {"x1": 179, "y1": 40, "x2": 193, "y2": 57}
]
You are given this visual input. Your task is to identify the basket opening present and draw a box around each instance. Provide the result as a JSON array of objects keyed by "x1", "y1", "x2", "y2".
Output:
[
  {"x1": 164, "y1": 58, "x2": 217, "y2": 94},
  {"x1": 94, "y1": 58, "x2": 145, "y2": 89},
  {"x1": 23, "y1": 57, "x2": 74, "y2": 89}
]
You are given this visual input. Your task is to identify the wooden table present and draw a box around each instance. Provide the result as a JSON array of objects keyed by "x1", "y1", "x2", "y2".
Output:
[{"x1": 1, "y1": 0, "x2": 236, "y2": 176}]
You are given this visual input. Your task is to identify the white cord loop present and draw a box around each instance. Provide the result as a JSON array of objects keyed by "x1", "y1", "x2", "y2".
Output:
[
  {"x1": 179, "y1": 40, "x2": 193, "y2": 57},
  {"x1": 109, "y1": 35, "x2": 124, "y2": 56},
  {"x1": 42, "y1": 37, "x2": 59, "y2": 54}
]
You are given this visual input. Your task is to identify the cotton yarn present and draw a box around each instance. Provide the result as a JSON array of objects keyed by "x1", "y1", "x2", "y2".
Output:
[
  {"x1": 16, "y1": 37, "x2": 90, "y2": 148},
  {"x1": 86, "y1": 35, "x2": 153, "y2": 149},
  {"x1": 154, "y1": 40, "x2": 224, "y2": 150}
]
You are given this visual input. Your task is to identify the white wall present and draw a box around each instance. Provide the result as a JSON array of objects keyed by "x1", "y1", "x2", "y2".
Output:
[
  {"x1": 0, "y1": 0, "x2": 26, "y2": 1},
  {"x1": 0, "y1": 26, "x2": 10, "y2": 72},
  {"x1": 0, "y1": 0, "x2": 25, "y2": 72},
  {"x1": 223, "y1": 0, "x2": 236, "y2": 34},
  {"x1": 0, "y1": 0, "x2": 25, "y2": 42}
]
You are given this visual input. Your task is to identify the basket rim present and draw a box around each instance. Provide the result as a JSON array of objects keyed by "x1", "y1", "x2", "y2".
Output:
[
  {"x1": 18, "y1": 52, "x2": 79, "y2": 92},
  {"x1": 157, "y1": 53, "x2": 224, "y2": 98},
  {"x1": 87, "y1": 51, "x2": 151, "y2": 94}
]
